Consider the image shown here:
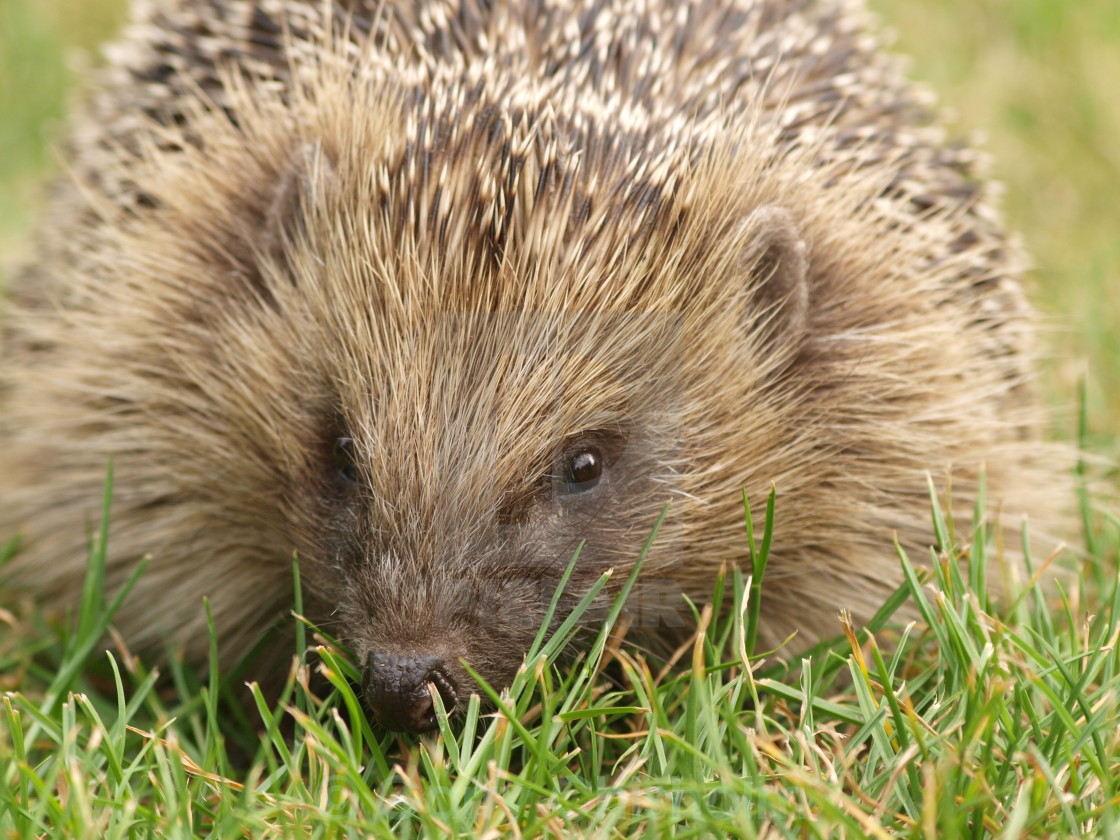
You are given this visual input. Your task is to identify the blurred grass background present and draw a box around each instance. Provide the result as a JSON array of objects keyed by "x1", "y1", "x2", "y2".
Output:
[
  {"x1": 869, "y1": 0, "x2": 1120, "y2": 451},
  {"x1": 0, "y1": 0, "x2": 126, "y2": 252},
  {"x1": 1, "y1": 0, "x2": 1118, "y2": 444}
]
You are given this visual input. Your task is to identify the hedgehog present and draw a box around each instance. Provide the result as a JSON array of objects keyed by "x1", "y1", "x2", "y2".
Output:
[{"x1": 0, "y1": 0, "x2": 1065, "y2": 733}]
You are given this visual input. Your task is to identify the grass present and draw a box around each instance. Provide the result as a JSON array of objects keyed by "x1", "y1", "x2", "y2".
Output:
[
  {"x1": 2, "y1": 477, "x2": 1119, "y2": 837},
  {"x1": 2, "y1": 0, "x2": 1119, "y2": 837},
  {"x1": 867, "y1": 0, "x2": 1120, "y2": 448}
]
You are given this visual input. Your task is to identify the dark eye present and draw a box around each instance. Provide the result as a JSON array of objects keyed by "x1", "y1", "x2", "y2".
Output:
[
  {"x1": 333, "y1": 436, "x2": 359, "y2": 485},
  {"x1": 562, "y1": 449, "x2": 603, "y2": 494}
]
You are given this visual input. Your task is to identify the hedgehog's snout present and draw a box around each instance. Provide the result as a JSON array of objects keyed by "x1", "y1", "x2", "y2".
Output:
[{"x1": 361, "y1": 651, "x2": 459, "y2": 733}]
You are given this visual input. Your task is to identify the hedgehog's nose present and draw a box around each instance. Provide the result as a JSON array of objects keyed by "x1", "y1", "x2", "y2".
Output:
[{"x1": 361, "y1": 651, "x2": 458, "y2": 733}]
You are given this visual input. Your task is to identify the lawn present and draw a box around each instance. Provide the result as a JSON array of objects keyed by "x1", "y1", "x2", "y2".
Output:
[
  {"x1": 3, "y1": 480, "x2": 1118, "y2": 837},
  {"x1": 2, "y1": 1, "x2": 1119, "y2": 837}
]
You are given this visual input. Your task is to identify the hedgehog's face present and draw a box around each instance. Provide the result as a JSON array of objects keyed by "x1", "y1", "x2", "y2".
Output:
[{"x1": 314, "y1": 313, "x2": 684, "y2": 734}]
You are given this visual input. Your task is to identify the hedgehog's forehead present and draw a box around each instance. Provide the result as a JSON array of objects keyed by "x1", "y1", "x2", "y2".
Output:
[
  {"x1": 334, "y1": 310, "x2": 661, "y2": 500},
  {"x1": 340, "y1": 309, "x2": 671, "y2": 420}
]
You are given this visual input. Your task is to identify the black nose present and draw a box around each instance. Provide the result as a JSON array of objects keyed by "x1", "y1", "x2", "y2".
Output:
[{"x1": 361, "y1": 651, "x2": 459, "y2": 733}]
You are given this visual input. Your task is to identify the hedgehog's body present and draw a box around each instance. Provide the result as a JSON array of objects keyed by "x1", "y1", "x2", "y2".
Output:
[{"x1": 2, "y1": 0, "x2": 1060, "y2": 731}]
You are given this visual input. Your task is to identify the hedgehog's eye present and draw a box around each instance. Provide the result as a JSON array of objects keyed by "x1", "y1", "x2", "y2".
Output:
[
  {"x1": 333, "y1": 437, "x2": 359, "y2": 485},
  {"x1": 562, "y1": 449, "x2": 603, "y2": 494}
]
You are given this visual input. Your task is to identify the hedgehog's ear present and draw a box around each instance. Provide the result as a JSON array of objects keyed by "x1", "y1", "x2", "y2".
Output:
[
  {"x1": 261, "y1": 140, "x2": 336, "y2": 262},
  {"x1": 740, "y1": 205, "x2": 810, "y2": 352}
]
